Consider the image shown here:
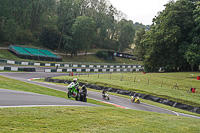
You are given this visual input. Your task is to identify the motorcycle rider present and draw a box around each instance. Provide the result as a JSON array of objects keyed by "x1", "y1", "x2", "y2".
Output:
[
  {"x1": 72, "y1": 78, "x2": 79, "y2": 92},
  {"x1": 81, "y1": 85, "x2": 87, "y2": 94},
  {"x1": 132, "y1": 93, "x2": 138, "y2": 102},
  {"x1": 102, "y1": 89, "x2": 106, "y2": 96},
  {"x1": 80, "y1": 85, "x2": 87, "y2": 101}
]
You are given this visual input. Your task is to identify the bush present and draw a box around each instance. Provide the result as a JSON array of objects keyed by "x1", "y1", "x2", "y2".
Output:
[
  {"x1": 95, "y1": 51, "x2": 108, "y2": 60},
  {"x1": 95, "y1": 51, "x2": 104, "y2": 58}
]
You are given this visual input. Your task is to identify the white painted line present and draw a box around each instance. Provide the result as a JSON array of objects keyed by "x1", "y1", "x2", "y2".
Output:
[{"x1": 0, "y1": 105, "x2": 96, "y2": 108}]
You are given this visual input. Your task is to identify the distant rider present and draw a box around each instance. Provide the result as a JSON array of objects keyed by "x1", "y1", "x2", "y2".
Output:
[
  {"x1": 102, "y1": 89, "x2": 106, "y2": 96},
  {"x1": 132, "y1": 93, "x2": 138, "y2": 102}
]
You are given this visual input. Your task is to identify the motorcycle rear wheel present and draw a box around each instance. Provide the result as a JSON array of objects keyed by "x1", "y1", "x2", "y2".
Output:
[
  {"x1": 75, "y1": 94, "x2": 80, "y2": 101},
  {"x1": 137, "y1": 100, "x2": 140, "y2": 104},
  {"x1": 84, "y1": 98, "x2": 87, "y2": 102}
]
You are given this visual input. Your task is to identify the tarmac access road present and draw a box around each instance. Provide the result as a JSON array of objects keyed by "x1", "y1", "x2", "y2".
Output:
[{"x1": 0, "y1": 72, "x2": 199, "y2": 119}]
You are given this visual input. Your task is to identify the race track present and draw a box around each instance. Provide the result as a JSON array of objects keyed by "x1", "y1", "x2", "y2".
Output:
[
  {"x1": 0, "y1": 88, "x2": 97, "y2": 107},
  {"x1": 0, "y1": 72, "x2": 199, "y2": 119}
]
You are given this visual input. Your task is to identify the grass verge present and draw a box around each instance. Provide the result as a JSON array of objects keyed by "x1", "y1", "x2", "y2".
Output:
[{"x1": 0, "y1": 106, "x2": 200, "y2": 132}]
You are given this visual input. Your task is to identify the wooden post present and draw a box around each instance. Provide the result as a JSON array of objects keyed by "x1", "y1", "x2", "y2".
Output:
[
  {"x1": 98, "y1": 74, "x2": 99, "y2": 78},
  {"x1": 147, "y1": 79, "x2": 149, "y2": 85},
  {"x1": 121, "y1": 75, "x2": 123, "y2": 81},
  {"x1": 110, "y1": 73, "x2": 111, "y2": 79},
  {"x1": 161, "y1": 81, "x2": 163, "y2": 87},
  {"x1": 172, "y1": 83, "x2": 180, "y2": 90}
]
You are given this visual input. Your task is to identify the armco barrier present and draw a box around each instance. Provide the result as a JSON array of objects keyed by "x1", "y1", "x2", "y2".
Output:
[
  {"x1": 0, "y1": 58, "x2": 143, "y2": 69},
  {"x1": 0, "y1": 66, "x2": 36, "y2": 72},
  {"x1": 44, "y1": 68, "x2": 143, "y2": 73},
  {"x1": 45, "y1": 77, "x2": 200, "y2": 114}
]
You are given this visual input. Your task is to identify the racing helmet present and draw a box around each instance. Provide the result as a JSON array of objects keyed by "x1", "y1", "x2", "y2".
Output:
[
  {"x1": 73, "y1": 78, "x2": 77, "y2": 83},
  {"x1": 82, "y1": 85, "x2": 86, "y2": 90}
]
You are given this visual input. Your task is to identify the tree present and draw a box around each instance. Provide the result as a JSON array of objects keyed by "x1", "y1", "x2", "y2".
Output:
[
  {"x1": 186, "y1": 1, "x2": 200, "y2": 70},
  {"x1": 141, "y1": 0, "x2": 197, "y2": 72},
  {"x1": 134, "y1": 27, "x2": 146, "y2": 60},
  {"x1": 118, "y1": 20, "x2": 135, "y2": 52},
  {"x1": 71, "y1": 16, "x2": 96, "y2": 56},
  {"x1": 185, "y1": 44, "x2": 200, "y2": 70},
  {"x1": 39, "y1": 26, "x2": 61, "y2": 50}
]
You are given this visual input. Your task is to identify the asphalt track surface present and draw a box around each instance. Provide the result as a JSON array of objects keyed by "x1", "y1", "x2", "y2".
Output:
[
  {"x1": 0, "y1": 88, "x2": 97, "y2": 107},
  {"x1": 0, "y1": 72, "x2": 199, "y2": 119}
]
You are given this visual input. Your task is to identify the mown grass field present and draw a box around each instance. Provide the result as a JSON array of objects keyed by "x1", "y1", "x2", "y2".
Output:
[
  {"x1": 1, "y1": 106, "x2": 200, "y2": 133},
  {"x1": 53, "y1": 72, "x2": 200, "y2": 107}
]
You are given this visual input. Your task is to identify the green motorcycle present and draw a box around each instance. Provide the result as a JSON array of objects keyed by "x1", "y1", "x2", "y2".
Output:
[{"x1": 67, "y1": 82, "x2": 80, "y2": 101}]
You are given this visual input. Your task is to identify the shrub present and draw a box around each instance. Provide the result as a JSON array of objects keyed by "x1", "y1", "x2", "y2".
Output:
[{"x1": 96, "y1": 51, "x2": 108, "y2": 60}]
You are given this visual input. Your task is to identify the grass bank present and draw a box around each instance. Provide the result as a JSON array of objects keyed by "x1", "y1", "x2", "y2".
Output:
[
  {"x1": 1, "y1": 106, "x2": 200, "y2": 132},
  {"x1": 53, "y1": 72, "x2": 200, "y2": 107},
  {"x1": 0, "y1": 49, "x2": 142, "y2": 64}
]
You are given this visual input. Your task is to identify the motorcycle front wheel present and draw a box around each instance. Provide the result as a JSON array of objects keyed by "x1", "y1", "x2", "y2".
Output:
[
  {"x1": 137, "y1": 100, "x2": 140, "y2": 104},
  {"x1": 68, "y1": 91, "x2": 71, "y2": 98}
]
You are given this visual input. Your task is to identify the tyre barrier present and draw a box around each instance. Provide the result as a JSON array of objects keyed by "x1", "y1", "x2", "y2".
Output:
[
  {"x1": 45, "y1": 77, "x2": 200, "y2": 114},
  {"x1": 23, "y1": 68, "x2": 36, "y2": 72}
]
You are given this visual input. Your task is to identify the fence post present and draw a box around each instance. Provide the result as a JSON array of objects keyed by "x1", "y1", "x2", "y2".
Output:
[
  {"x1": 120, "y1": 75, "x2": 123, "y2": 81},
  {"x1": 161, "y1": 81, "x2": 163, "y2": 87}
]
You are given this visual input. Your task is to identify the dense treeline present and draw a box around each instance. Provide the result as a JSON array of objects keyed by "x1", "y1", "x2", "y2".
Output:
[
  {"x1": 135, "y1": 0, "x2": 200, "y2": 71},
  {"x1": 0, "y1": 0, "x2": 199, "y2": 72},
  {"x1": 0, "y1": 0, "x2": 136, "y2": 56}
]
